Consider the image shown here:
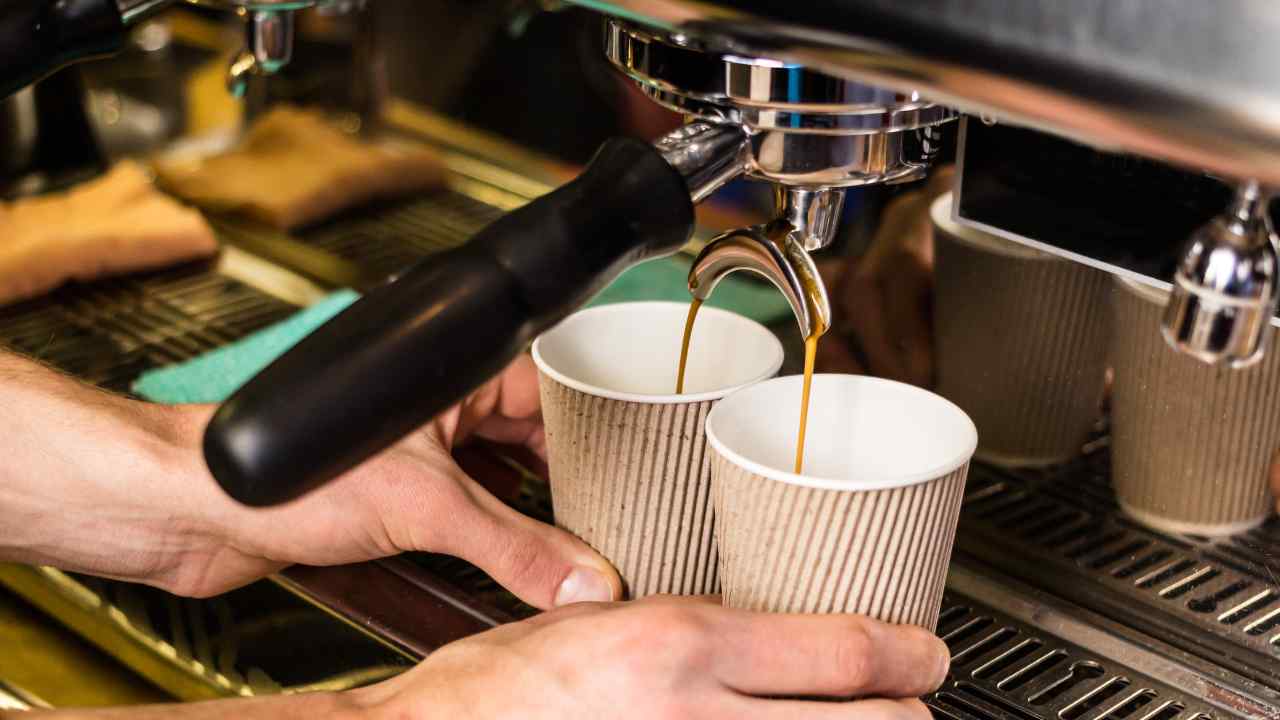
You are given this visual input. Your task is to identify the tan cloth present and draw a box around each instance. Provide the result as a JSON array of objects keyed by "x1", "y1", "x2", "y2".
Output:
[
  {"x1": 0, "y1": 161, "x2": 218, "y2": 306},
  {"x1": 155, "y1": 107, "x2": 448, "y2": 230}
]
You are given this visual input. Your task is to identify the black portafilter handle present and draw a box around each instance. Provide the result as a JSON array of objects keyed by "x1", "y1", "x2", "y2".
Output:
[
  {"x1": 204, "y1": 135, "x2": 730, "y2": 506},
  {"x1": 0, "y1": 0, "x2": 136, "y2": 99}
]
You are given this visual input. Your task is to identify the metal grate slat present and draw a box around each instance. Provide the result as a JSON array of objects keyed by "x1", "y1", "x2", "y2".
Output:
[{"x1": 957, "y1": 452, "x2": 1280, "y2": 690}]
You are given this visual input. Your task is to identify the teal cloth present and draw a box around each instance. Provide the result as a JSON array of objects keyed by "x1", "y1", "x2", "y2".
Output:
[
  {"x1": 132, "y1": 289, "x2": 361, "y2": 403},
  {"x1": 132, "y1": 257, "x2": 788, "y2": 404}
]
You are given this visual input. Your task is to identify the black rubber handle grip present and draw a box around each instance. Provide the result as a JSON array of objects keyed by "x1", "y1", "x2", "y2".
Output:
[
  {"x1": 204, "y1": 138, "x2": 696, "y2": 505},
  {"x1": 0, "y1": 0, "x2": 127, "y2": 98}
]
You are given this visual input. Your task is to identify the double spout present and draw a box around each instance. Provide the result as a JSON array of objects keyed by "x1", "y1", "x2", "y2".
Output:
[{"x1": 688, "y1": 187, "x2": 843, "y2": 339}]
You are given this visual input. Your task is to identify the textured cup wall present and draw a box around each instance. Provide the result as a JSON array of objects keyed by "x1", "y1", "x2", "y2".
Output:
[
  {"x1": 934, "y1": 222, "x2": 1109, "y2": 467},
  {"x1": 539, "y1": 372, "x2": 720, "y2": 598},
  {"x1": 712, "y1": 455, "x2": 968, "y2": 631},
  {"x1": 1110, "y1": 279, "x2": 1280, "y2": 535}
]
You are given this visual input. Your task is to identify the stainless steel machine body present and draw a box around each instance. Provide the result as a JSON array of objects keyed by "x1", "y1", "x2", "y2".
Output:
[
  {"x1": 606, "y1": 18, "x2": 956, "y2": 338},
  {"x1": 584, "y1": 0, "x2": 1280, "y2": 366}
]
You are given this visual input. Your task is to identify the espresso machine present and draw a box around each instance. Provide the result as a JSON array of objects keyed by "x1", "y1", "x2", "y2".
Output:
[{"x1": 4, "y1": 1, "x2": 1280, "y2": 718}]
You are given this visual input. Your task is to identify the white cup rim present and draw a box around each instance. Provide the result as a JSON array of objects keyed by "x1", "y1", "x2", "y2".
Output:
[
  {"x1": 531, "y1": 301, "x2": 785, "y2": 405},
  {"x1": 930, "y1": 193, "x2": 1050, "y2": 261},
  {"x1": 706, "y1": 373, "x2": 978, "y2": 491}
]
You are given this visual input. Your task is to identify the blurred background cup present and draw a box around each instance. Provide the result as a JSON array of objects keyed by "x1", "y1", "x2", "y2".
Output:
[
  {"x1": 706, "y1": 374, "x2": 976, "y2": 630},
  {"x1": 532, "y1": 301, "x2": 784, "y2": 598},
  {"x1": 932, "y1": 192, "x2": 1110, "y2": 468},
  {"x1": 1110, "y1": 277, "x2": 1280, "y2": 536}
]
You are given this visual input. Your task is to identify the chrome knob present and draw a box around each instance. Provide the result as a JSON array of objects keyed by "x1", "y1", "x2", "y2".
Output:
[
  {"x1": 226, "y1": 10, "x2": 296, "y2": 97},
  {"x1": 1161, "y1": 181, "x2": 1279, "y2": 367}
]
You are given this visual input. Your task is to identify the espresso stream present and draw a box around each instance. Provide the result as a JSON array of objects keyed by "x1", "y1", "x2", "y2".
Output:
[{"x1": 676, "y1": 302, "x2": 819, "y2": 474}]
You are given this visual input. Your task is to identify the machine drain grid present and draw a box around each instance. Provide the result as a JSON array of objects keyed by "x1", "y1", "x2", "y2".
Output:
[{"x1": 959, "y1": 451, "x2": 1280, "y2": 690}]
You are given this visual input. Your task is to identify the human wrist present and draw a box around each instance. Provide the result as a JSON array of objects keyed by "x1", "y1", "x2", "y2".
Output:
[
  {"x1": 129, "y1": 402, "x2": 261, "y2": 596},
  {"x1": 0, "y1": 354, "x2": 213, "y2": 589},
  {"x1": 77, "y1": 400, "x2": 230, "y2": 594},
  {"x1": 20, "y1": 688, "x2": 373, "y2": 719}
]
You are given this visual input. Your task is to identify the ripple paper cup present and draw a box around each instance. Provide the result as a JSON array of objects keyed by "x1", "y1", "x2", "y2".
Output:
[
  {"x1": 532, "y1": 302, "x2": 784, "y2": 598},
  {"x1": 707, "y1": 374, "x2": 976, "y2": 630},
  {"x1": 1110, "y1": 277, "x2": 1280, "y2": 536},
  {"x1": 932, "y1": 193, "x2": 1109, "y2": 467}
]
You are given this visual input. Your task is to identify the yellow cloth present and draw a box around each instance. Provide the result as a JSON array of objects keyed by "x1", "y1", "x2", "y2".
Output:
[
  {"x1": 0, "y1": 161, "x2": 218, "y2": 306},
  {"x1": 156, "y1": 107, "x2": 448, "y2": 230}
]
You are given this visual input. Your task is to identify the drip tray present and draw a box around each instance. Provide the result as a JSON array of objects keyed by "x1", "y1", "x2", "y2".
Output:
[
  {"x1": 957, "y1": 450, "x2": 1280, "y2": 698},
  {"x1": 936, "y1": 585, "x2": 1219, "y2": 720}
]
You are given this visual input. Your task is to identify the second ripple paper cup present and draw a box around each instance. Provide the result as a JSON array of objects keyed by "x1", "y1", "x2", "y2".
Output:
[
  {"x1": 932, "y1": 193, "x2": 1109, "y2": 467},
  {"x1": 707, "y1": 374, "x2": 976, "y2": 630},
  {"x1": 532, "y1": 301, "x2": 784, "y2": 599},
  {"x1": 1111, "y1": 277, "x2": 1280, "y2": 536}
]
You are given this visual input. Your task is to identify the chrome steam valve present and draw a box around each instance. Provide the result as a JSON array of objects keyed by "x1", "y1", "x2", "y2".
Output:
[{"x1": 1162, "y1": 181, "x2": 1279, "y2": 367}]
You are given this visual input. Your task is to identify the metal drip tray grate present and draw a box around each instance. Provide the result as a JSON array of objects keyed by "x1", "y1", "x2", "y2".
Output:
[
  {"x1": 958, "y1": 450, "x2": 1280, "y2": 690},
  {"x1": 0, "y1": 262, "x2": 296, "y2": 393},
  {"x1": 298, "y1": 191, "x2": 505, "y2": 279},
  {"x1": 935, "y1": 595, "x2": 1218, "y2": 720}
]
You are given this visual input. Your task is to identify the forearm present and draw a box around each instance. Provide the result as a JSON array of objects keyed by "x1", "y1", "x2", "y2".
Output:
[
  {"x1": 0, "y1": 351, "x2": 222, "y2": 592},
  {"x1": 5, "y1": 690, "x2": 368, "y2": 720}
]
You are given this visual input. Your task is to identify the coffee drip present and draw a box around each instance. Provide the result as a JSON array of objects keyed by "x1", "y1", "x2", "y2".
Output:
[
  {"x1": 675, "y1": 188, "x2": 835, "y2": 474},
  {"x1": 676, "y1": 274, "x2": 828, "y2": 473}
]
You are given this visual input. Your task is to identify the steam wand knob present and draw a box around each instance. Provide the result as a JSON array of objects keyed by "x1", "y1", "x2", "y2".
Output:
[{"x1": 1162, "y1": 180, "x2": 1279, "y2": 367}]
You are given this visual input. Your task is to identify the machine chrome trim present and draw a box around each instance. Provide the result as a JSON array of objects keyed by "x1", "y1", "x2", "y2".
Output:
[{"x1": 574, "y1": 0, "x2": 1280, "y2": 187}]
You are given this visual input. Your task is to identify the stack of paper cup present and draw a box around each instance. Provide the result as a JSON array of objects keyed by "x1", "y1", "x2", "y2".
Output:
[
  {"x1": 932, "y1": 193, "x2": 1109, "y2": 467},
  {"x1": 706, "y1": 374, "x2": 976, "y2": 630},
  {"x1": 1110, "y1": 277, "x2": 1280, "y2": 536},
  {"x1": 532, "y1": 302, "x2": 784, "y2": 598}
]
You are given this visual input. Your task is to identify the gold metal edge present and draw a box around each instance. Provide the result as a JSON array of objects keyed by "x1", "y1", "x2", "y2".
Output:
[{"x1": 0, "y1": 564, "x2": 245, "y2": 701}]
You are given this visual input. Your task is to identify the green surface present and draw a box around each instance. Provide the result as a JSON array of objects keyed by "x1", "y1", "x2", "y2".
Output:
[
  {"x1": 132, "y1": 258, "x2": 790, "y2": 405},
  {"x1": 132, "y1": 289, "x2": 360, "y2": 404}
]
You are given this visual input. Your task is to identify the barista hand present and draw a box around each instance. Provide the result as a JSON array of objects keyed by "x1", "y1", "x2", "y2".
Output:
[
  {"x1": 352, "y1": 595, "x2": 948, "y2": 720},
  {"x1": 0, "y1": 351, "x2": 620, "y2": 607},
  {"x1": 17, "y1": 596, "x2": 948, "y2": 719},
  {"x1": 818, "y1": 166, "x2": 955, "y2": 387}
]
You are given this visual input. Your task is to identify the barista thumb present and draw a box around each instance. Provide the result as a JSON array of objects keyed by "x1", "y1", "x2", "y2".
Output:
[{"x1": 437, "y1": 468, "x2": 623, "y2": 610}]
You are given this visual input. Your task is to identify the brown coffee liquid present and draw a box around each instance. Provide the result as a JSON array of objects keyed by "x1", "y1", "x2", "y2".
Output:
[
  {"x1": 794, "y1": 334, "x2": 819, "y2": 474},
  {"x1": 676, "y1": 297, "x2": 823, "y2": 474},
  {"x1": 675, "y1": 299, "x2": 703, "y2": 395}
]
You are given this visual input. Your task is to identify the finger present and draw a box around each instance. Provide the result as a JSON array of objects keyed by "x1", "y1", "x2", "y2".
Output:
[
  {"x1": 434, "y1": 468, "x2": 623, "y2": 610},
  {"x1": 718, "y1": 696, "x2": 933, "y2": 720},
  {"x1": 882, "y1": 252, "x2": 935, "y2": 387},
  {"x1": 845, "y1": 271, "x2": 906, "y2": 382},
  {"x1": 493, "y1": 354, "x2": 542, "y2": 420},
  {"x1": 922, "y1": 164, "x2": 957, "y2": 200},
  {"x1": 455, "y1": 354, "x2": 544, "y2": 443},
  {"x1": 474, "y1": 415, "x2": 547, "y2": 460},
  {"x1": 520, "y1": 598, "x2": 616, "y2": 627},
  {"x1": 709, "y1": 610, "x2": 950, "y2": 698}
]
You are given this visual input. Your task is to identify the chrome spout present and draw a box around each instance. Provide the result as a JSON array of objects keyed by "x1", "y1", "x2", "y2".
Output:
[
  {"x1": 1162, "y1": 181, "x2": 1279, "y2": 367},
  {"x1": 778, "y1": 187, "x2": 846, "y2": 251},
  {"x1": 688, "y1": 221, "x2": 832, "y2": 339}
]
